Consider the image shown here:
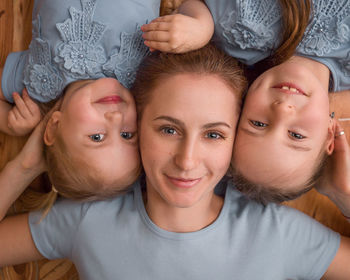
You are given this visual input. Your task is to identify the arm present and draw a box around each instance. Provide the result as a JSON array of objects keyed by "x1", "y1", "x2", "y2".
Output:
[
  {"x1": 316, "y1": 120, "x2": 350, "y2": 219},
  {"x1": 0, "y1": 213, "x2": 43, "y2": 267},
  {"x1": 0, "y1": 121, "x2": 46, "y2": 221},
  {"x1": 322, "y1": 236, "x2": 350, "y2": 279},
  {"x1": 141, "y1": 0, "x2": 214, "y2": 53}
]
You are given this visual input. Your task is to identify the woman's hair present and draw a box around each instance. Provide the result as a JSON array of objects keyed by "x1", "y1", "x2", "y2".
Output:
[{"x1": 132, "y1": 44, "x2": 247, "y2": 118}]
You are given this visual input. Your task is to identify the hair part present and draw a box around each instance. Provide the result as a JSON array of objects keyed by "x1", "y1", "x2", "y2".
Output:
[{"x1": 131, "y1": 44, "x2": 247, "y2": 119}]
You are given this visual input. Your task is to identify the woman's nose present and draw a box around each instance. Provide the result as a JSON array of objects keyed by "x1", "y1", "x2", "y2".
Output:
[{"x1": 174, "y1": 139, "x2": 199, "y2": 171}]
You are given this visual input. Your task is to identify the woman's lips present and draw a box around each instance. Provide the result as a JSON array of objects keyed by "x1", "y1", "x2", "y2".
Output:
[
  {"x1": 273, "y1": 82, "x2": 308, "y2": 96},
  {"x1": 167, "y1": 176, "x2": 201, "y2": 189},
  {"x1": 96, "y1": 95, "x2": 122, "y2": 104}
]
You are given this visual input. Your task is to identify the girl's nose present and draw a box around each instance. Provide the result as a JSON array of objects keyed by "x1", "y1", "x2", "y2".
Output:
[{"x1": 104, "y1": 111, "x2": 123, "y2": 128}]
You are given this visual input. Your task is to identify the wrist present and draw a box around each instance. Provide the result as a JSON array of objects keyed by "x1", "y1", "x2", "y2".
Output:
[{"x1": 10, "y1": 154, "x2": 43, "y2": 176}]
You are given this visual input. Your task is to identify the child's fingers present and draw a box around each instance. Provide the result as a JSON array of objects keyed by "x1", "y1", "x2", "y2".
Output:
[
  {"x1": 142, "y1": 30, "x2": 170, "y2": 42},
  {"x1": 144, "y1": 41, "x2": 173, "y2": 52},
  {"x1": 13, "y1": 106, "x2": 25, "y2": 121},
  {"x1": 334, "y1": 120, "x2": 349, "y2": 153},
  {"x1": 141, "y1": 21, "x2": 170, "y2": 32},
  {"x1": 12, "y1": 92, "x2": 31, "y2": 119},
  {"x1": 22, "y1": 89, "x2": 40, "y2": 117}
]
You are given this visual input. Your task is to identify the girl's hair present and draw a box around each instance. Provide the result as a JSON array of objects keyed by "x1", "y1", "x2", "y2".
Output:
[
  {"x1": 231, "y1": 149, "x2": 328, "y2": 205},
  {"x1": 132, "y1": 44, "x2": 247, "y2": 118},
  {"x1": 250, "y1": 0, "x2": 312, "y2": 79}
]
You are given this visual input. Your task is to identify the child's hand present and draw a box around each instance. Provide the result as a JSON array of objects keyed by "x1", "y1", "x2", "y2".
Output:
[
  {"x1": 17, "y1": 119, "x2": 47, "y2": 174},
  {"x1": 141, "y1": 14, "x2": 208, "y2": 53},
  {"x1": 317, "y1": 121, "x2": 350, "y2": 218},
  {"x1": 7, "y1": 89, "x2": 41, "y2": 136}
]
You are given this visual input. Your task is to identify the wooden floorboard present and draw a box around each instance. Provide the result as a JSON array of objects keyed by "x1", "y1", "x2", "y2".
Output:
[{"x1": 0, "y1": 0, "x2": 349, "y2": 279}]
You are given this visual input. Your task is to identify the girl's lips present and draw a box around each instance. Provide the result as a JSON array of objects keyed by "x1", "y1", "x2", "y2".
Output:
[
  {"x1": 167, "y1": 176, "x2": 201, "y2": 189},
  {"x1": 96, "y1": 95, "x2": 122, "y2": 104},
  {"x1": 273, "y1": 82, "x2": 308, "y2": 96}
]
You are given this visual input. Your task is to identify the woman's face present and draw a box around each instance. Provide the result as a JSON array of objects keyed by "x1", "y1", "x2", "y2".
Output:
[
  {"x1": 233, "y1": 60, "x2": 333, "y2": 190},
  {"x1": 139, "y1": 74, "x2": 239, "y2": 209}
]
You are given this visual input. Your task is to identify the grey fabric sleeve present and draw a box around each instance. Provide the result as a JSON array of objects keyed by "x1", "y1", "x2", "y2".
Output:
[
  {"x1": 278, "y1": 206, "x2": 340, "y2": 279},
  {"x1": 28, "y1": 199, "x2": 91, "y2": 260},
  {"x1": 2, "y1": 51, "x2": 28, "y2": 103}
]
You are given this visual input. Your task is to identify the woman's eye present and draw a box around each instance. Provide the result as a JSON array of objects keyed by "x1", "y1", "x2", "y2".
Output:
[
  {"x1": 206, "y1": 132, "x2": 223, "y2": 139},
  {"x1": 120, "y1": 132, "x2": 134, "y2": 140},
  {"x1": 289, "y1": 131, "x2": 305, "y2": 140},
  {"x1": 250, "y1": 120, "x2": 268, "y2": 127},
  {"x1": 161, "y1": 127, "x2": 177, "y2": 135},
  {"x1": 89, "y1": 133, "x2": 105, "y2": 142}
]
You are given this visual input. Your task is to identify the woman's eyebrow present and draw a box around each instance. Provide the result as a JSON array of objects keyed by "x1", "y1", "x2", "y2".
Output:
[
  {"x1": 153, "y1": 116, "x2": 231, "y2": 129},
  {"x1": 153, "y1": 116, "x2": 184, "y2": 126}
]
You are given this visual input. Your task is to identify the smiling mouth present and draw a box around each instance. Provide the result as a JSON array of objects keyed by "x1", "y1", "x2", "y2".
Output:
[
  {"x1": 166, "y1": 175, "x2": 202, "y2": 189},
  {"x1": 273, "y1": 83, "x2": 308, "y2": 96},
  {"x1": 96, "y1": 95, "x2": 123, "y2": 104}
]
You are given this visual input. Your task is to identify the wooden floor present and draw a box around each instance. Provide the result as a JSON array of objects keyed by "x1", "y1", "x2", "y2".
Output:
[{"x1": 0, "y1": 0, "x2": 350, "y2": 279}]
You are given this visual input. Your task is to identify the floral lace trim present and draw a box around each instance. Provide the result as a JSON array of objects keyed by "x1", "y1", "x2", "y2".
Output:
[
  {"x1": 23, "y1": 0, "x2": 151, "y2": 100},
  {"x1": 24, "y1": 19, "x2": 63, "y2": 102},
  {"x1": 54, "y1": 0, "x2": 107, "y2": 78},
  {"x1": 219, "y1": 0, "x2": 281, "y2": 51},
  {"x1": 298, "y1": 0, "x2": 350, "y2": 56},
  {"x1": 103, "y1": 25, "x2": 150, "y2": 89}
]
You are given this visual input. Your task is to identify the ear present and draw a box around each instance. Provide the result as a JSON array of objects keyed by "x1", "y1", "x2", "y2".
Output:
[
  {"x1": 325, "y1": 118, "x2": 336, "y2": 155},
  {"x1": 44, "y1": 111, "x2": 61, "y2": 146}
]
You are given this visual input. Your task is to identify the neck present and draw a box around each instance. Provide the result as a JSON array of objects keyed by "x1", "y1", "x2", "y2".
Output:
[
  {"x1": 290, "y1": 55, "x2": 330, "y2": 91},
  {"x1": 144, "y1": 184, "x2": 223, "y2": 233}
]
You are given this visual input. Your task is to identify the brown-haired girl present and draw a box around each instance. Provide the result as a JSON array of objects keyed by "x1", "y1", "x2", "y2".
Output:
[{"x1": 0, "y1": 0, "x2": 161, "y2": 206}]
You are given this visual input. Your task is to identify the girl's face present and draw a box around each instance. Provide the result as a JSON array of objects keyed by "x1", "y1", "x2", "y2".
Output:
[
  {"x1": 233, "y1": 61, "x2": 334, "y2": 190},
  {"x1": 47, "y1": 78, "x2": 139, "y2": 187},
  {"x1": 139, "y1": 74, "x2": 239, "y2": 209}
]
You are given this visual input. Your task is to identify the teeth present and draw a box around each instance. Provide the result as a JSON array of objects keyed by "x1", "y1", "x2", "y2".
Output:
[{"x1": 281, "y1": 86, "x2": 299, "y2": 93}]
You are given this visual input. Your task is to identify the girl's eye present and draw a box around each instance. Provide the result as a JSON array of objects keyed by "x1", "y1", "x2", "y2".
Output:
[
  {"x1": 161, "y1": 127, "x2": 177, "y2": 135},
  {"x1": 89, "y1": 133, "x2": 105, "y2": 142},
  {"x1": 250, "y1": 120, "x2": 268, "y2": 127},
  {"x1": 289, "y1": 131, "x2": 306, "y2": 140},
  {"x1": 206, "y1": 132, "x2": 223, "y2": 139},
  {"x1": 120, "y1": 132, "x2": 134, "y2": 140}
]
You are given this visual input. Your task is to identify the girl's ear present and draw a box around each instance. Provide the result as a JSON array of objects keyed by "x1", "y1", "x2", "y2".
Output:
[
  {"x1": 325, "y1": 118, "x2": 336, "y2": 155},
  {"x1": 44, "y1": 111, "x2": 61, "y2": 146}
]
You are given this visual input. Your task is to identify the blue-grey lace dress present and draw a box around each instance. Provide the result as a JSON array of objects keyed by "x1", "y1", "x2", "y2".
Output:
[
  {"x1": 205, "y1": 0, "x2": 350, "y2": 92},
  {"x1": 1, "y1": 0, "x2": 160, "y2": 103}
]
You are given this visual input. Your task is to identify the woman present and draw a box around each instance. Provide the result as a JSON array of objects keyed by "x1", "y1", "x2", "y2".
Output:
[
  {"x1": 0, "y1": 45, "x2": 349, "y2": 279},
  {"x1": 142, "y1": 0, "x2": 350, "y2": 203}
]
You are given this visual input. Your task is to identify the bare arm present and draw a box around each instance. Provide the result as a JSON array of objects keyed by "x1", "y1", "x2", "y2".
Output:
[
  {"x1": 0, "y1": 122, "x2": 46, "y2": 221},
  {"x1": 141, "y1": 0, "x2": 214, "y2": 53},
  {"x1": 0, "y1": 213, "x2": 43, "y2": 267},
  {"x1": 322, "y1": 236, "x2": 350, "y2": 279}
]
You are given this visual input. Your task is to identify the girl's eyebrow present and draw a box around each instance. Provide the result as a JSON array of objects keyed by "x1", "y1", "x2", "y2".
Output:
[{"x1": 153, "y1": 116, "x2": 231, "y2": 129}]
